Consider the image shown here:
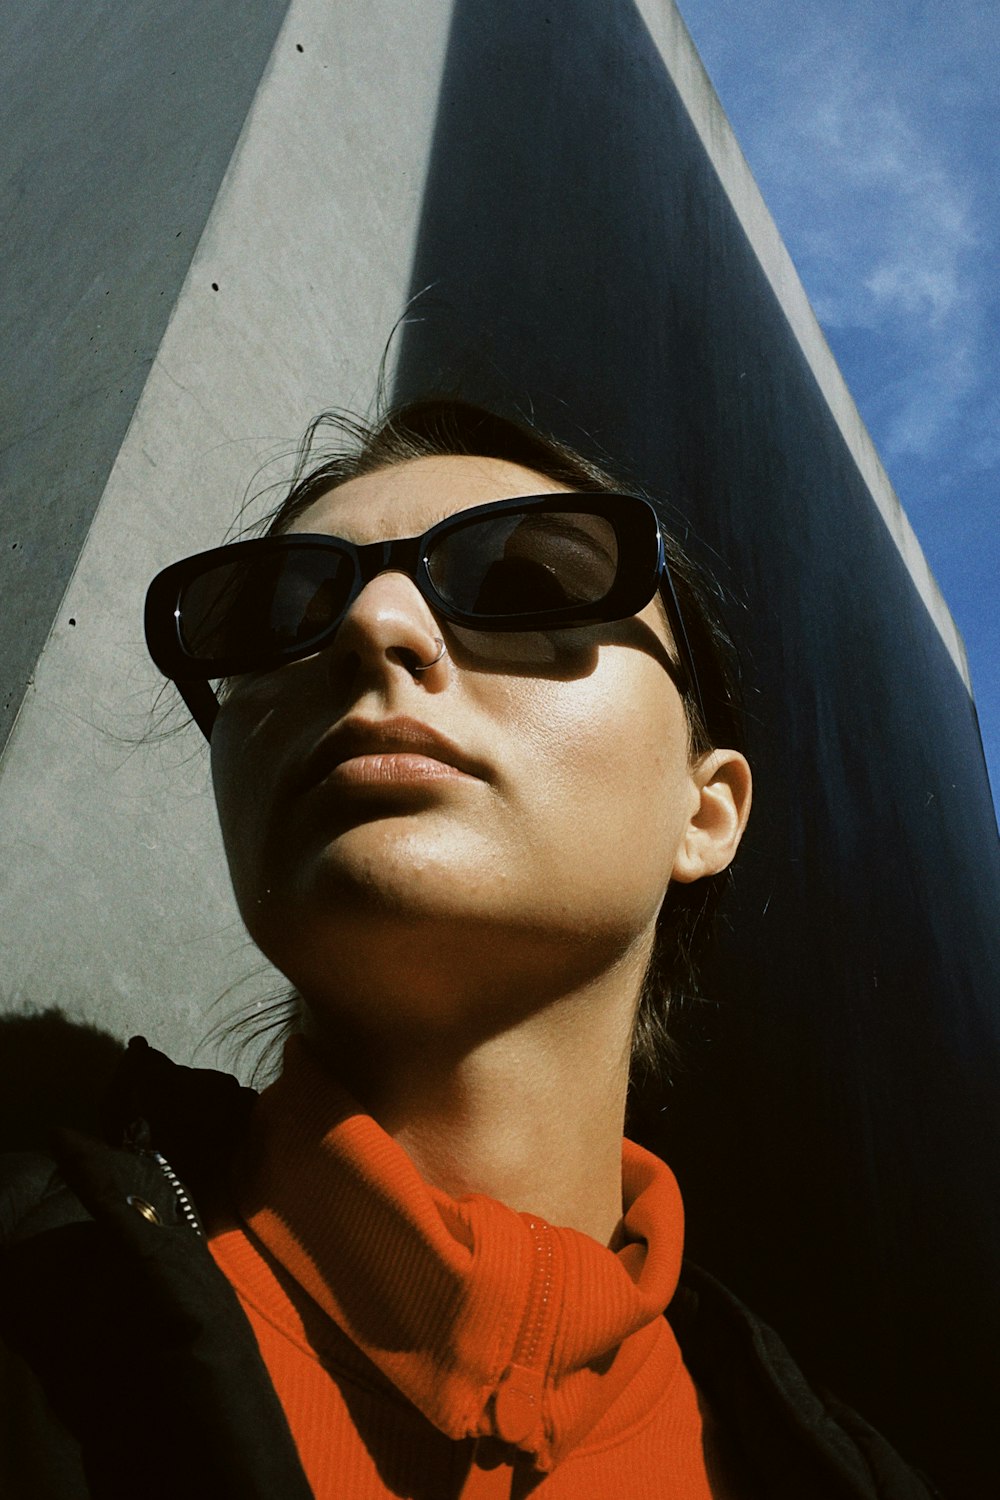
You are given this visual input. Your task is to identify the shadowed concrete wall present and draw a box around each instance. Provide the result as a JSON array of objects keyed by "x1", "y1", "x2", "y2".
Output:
[
  {"x1": 0, "y1": 1, "x2": 996, "y2": 1494},
  {"x1": 391, "y1": 7, "x2": 998, "y2": 1491}
]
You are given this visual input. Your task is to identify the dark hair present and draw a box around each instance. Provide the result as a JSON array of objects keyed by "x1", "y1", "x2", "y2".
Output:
[{"x1": 238, "y1": 397, "x2": 745, "y2": 1084}]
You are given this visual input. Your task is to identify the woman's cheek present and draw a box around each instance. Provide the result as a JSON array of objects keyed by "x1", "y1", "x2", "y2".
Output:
[{"x1": 514, "y1": 664, "x2": 677, "y2": 870}]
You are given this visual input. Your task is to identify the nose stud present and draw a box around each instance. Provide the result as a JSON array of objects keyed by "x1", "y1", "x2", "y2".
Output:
[{"x1": 411, "y1": 637, "x2": 447, "y2": 674}]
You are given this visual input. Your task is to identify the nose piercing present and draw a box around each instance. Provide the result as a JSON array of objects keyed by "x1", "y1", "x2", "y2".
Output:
[{"x1": 412, "y1": 637, "x2": 447, "y2": 674}]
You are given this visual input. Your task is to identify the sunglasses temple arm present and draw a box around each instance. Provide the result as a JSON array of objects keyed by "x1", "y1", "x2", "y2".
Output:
[
  {"x1": 177, "y1": 678, "x2": 219, "y2": 741},
  {"x1": 659, "y1": 574, "x2": 709, "y2": 736}
]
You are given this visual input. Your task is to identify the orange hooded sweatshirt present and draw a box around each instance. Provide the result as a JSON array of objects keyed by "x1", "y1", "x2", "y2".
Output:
[{"x1": 208, "y1": 1036, "x2": 739, "y2": 1498}]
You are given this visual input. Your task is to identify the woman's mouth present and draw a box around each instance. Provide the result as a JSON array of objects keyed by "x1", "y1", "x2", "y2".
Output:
[
  {"x1": 319, "y1": 752, "x2": 475, "y2": 788},
  {"x1": 292, "y1": 715, "x2": 487, "y2": 798}
]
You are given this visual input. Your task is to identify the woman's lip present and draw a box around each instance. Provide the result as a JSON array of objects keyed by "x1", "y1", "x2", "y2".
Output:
[
  {"x1": 320, "y1": 753, "x2": 475, "y2": 788},
  {"x1": 291, "y1": 716, "x2": 487, "y2": 797}
]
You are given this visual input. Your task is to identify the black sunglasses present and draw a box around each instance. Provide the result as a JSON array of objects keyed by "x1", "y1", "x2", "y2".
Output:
[{"x1": 144, "y1": 492, "x2": 704, "y2": 738}]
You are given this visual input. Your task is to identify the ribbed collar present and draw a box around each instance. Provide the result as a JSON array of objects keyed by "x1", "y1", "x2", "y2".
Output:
[{"x1": 229, "y1": 1034, "x2": 687, "y2": 1472}]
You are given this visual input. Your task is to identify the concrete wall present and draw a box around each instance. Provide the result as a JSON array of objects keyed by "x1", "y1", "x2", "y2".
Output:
[
  {"x1": 0, "y1": 0, "x2": 292, "y2": 749},
  {"x1": 392, "y1": 17, "x2": 999, "y2": 1485},
  {"x1": 0, "y1": 0, "x2": 454, "y2": 1052},
  {"x1": 1, "y1": 2, "x2": 996, "y2": 1494}
]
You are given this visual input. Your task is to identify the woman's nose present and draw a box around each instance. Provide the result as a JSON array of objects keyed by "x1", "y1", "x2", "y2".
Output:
[{"x1": 323, "y1": 570, "x2": 449, "y2": 683}]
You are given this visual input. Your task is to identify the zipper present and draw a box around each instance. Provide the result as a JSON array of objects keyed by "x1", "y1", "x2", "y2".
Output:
[
  {"x1": 513, "y1": 1219, "x2": 554, "y2": 1370},
  {"x1": 120, "y1": 1116, "x2": 204, "y2": 1238},
  {"x1": 149, "y1": 1149, "x2": 204, "y2": 1237},
  {"x1": 491, "y1": 1217, "x2": 556, "y2": 1448}
]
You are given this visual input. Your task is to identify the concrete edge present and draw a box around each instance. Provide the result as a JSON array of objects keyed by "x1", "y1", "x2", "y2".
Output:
[{"x1": 638, "y1": 0, "x2": 971, "y2": 691}]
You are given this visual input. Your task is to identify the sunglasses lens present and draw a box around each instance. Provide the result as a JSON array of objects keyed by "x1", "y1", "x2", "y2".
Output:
[
  {"x1": 179, "y1": 546, "x2": 355, "y2": 666},
  {"x1": 427, "y1": 510, "x2": 621, "y2": 618}
]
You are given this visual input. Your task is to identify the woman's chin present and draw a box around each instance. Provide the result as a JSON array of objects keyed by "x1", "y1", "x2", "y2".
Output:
[
  {"x1": 278, "y1": 816, "x2": 499, "y2": 911},
  {"x1": 240, "y1": 849, "x2": 501, "y2": 972}
]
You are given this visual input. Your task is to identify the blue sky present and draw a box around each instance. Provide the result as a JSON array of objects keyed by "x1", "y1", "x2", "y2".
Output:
[{"x1": 677, "y1": 0, "x2": 999, "y2": 807}]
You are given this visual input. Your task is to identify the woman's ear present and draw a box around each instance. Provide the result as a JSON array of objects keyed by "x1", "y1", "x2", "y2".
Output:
[{"x1": 671, "y1": 748, "x2": 753, "y2": 884}]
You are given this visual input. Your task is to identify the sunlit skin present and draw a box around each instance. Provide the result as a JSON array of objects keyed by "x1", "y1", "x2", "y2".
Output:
[{"x1": 210, "y1": 455, "x2": 752, "y2": 1247}]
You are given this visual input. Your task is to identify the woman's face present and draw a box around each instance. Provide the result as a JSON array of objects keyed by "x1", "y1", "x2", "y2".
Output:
[{"x1": 210, "y1": 455, "x2": 719, "y2": 1037}]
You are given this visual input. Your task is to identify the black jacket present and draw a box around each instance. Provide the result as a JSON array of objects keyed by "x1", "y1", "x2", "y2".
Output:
[{"x1": 0, "y1": 1039, "x2": 940, "y2": 1500}]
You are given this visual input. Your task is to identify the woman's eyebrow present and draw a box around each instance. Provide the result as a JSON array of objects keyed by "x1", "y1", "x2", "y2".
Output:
[{"x1": 510, "y1": 513, "x2": 618, "y2": 567}]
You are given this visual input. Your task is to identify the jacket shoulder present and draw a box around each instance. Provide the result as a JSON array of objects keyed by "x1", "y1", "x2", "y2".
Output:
[
  {"x1": 0, "y1": 1100, "x2": 313, "y2": 1499},
  {"x1": 0, "y1": 1152, "x2": 93, "y2": 1497},
  {"x1": 670, "y1": 1261, "x2": 941, "y2": 1500},
  {"x1": 0, "y1": 1150, "x2": 92, "y2": 1245}
]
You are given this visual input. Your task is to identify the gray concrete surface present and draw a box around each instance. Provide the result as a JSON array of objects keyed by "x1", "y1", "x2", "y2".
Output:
[
  {"x1": 0, "y1": 0, "x2": 291, "y2": 751},
  {"x1": 0, "y1": 0, "x2": 454, "y2": 1066},
  {"x1": 0, "y1": 1, "x2": 995, "y2": 1494}
]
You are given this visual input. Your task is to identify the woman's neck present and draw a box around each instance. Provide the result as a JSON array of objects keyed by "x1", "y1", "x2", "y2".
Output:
[{"x1": 302, "y1": 971, "x2": 638, "y2": 1248}]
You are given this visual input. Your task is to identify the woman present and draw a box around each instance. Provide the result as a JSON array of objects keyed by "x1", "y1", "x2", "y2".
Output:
[{"x1": 0, "y1": 401, "x2": 937, "y2": 1498}]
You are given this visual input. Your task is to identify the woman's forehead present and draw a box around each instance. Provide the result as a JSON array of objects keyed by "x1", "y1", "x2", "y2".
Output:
[{"x1": 290, "y1": 453, "x2": 573, "y2": 543}]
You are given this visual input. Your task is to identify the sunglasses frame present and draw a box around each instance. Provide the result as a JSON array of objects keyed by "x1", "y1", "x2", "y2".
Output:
[{"x1": 144, "y1": 492, "x2": 704, "y2": 739}]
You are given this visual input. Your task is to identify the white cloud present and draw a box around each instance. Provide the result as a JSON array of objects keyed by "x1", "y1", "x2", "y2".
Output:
[
  {"x1": 780, "y1": 54, "x2": 978, "y2": 331},
  {"x1": 693, "y1": 14, "x2": 989, "y2": 469},
  {"x1": 863, "y1": 259, "x2": 961, "y2": 324},
  {"x1": 881, "y1": 337, "x2": 977, "y2": 459}
]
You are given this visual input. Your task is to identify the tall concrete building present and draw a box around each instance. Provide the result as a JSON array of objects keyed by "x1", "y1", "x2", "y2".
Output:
[{"x1": 1, "y1": 3, "x2": 996, "y2": 1493}]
